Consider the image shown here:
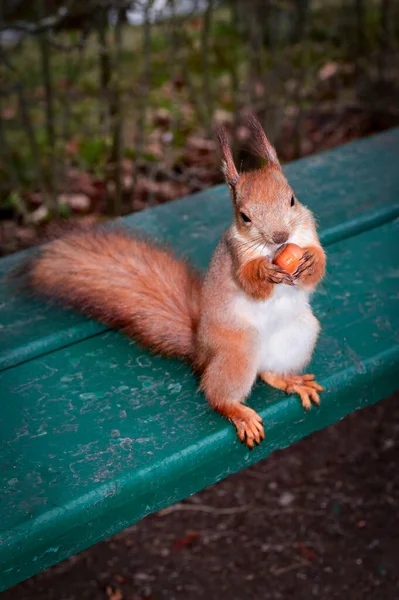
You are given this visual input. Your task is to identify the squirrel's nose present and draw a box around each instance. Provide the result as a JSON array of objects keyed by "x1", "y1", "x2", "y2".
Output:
[{"x1": 272, "y1": 230, "x2": 289, "y2": 245}]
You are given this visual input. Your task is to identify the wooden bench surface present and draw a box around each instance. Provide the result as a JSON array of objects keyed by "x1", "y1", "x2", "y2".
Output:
[{"x1": 1, "y1": 130, "x2": 399, "y2": 590}]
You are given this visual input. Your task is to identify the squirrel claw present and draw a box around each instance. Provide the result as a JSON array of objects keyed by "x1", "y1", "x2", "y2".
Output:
[
  {"x1": 290, "y1": 384, "x2": 320, "y2": 410},
  {"x1": 260, "y1": 372, "x2": 324, "y2": 411},
  {"x1": 263, "y1": 263, "x2": 293, "y2": 286},
  {"x1": 229, "y1": 405, "x2": 265, "y2": 449},
  {"x1": 293, "y1": 250, "x2": 316, "y2": 279},
  {"x1": 284, "y1": 375, "x2": 324, "y2": 409}
]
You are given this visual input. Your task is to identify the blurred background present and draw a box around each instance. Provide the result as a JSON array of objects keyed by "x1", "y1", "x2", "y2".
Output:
[{"x1": 1, "y1": 0, "x2": 398, "y2": 255}]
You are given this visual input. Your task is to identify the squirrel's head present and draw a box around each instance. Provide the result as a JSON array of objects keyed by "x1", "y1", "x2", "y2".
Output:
[{"x1": 216, "y1": 117, "x2": 307, "y2": 252}]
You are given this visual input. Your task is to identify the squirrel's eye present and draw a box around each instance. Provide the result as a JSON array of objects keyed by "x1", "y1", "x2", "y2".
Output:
[
  {"x1": 240, "y1": 212, "x2": 251, "y2": 223},
  {"x1": 291, "y1": 195, "x2": 295, "y2": 207}
]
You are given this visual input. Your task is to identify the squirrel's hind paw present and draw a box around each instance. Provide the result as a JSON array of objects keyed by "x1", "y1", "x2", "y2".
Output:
[
  {"x1": 227, "y1": 404, "x2": 264, "y2": 449},
  {"x1": 260, "y1": 372, "x2": 324, "y2": 411}
]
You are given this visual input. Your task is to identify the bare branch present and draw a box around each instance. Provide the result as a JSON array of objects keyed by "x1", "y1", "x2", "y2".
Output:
[{"x1": 0, "y1": 3, "x2": 71, "y2": 35}]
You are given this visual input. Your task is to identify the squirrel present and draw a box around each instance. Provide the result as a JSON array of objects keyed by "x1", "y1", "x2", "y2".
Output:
[{"x1": 21, "y1": 117, "x2": 326, "y2": 449}]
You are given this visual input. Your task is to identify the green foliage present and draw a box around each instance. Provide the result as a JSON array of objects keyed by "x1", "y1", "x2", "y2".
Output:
[
  {"x1": 57, "y1": 202, "x2": 72, "y2": 219},
  {"x1": 5, "y1": 191, "x2": 22, "y2": 209},
  {"x1": 77, "y1": 138, "x2": 108, "y2": 171}
]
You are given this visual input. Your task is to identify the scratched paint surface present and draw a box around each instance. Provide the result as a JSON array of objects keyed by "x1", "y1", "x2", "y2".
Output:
[
  {"x1": 1, "y1": 128, "x2": 399, "y2": 371},
  {"x1": 1, "y1": 218, "x2": 398, "y2": 589}
]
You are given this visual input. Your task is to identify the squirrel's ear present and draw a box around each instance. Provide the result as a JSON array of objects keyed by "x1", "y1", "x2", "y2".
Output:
[
  {"x1": 215, "y1": 126, "x2": 240, "y2": 190},
  {"x1": 247, "y1": 115, "x2": 281, "y2": 170}
]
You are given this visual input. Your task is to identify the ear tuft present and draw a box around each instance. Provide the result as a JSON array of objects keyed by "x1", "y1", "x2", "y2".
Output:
[
  {"x1": 247, "y1": 115, "x2": 281, "y2": 169},
  {"x1": 214, "y1": 126, "x2": 240, "y2": 188}
]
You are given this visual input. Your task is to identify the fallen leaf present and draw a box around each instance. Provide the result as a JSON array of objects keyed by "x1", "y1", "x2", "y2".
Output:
[
  {"x1": 172, "y1": 74, "x2": 184, "y2": 90},
  {"x1": 319, "y1": 62, "x2": 339, "y2": 81},
  {"x1": 58, "y1": 193, "x2": 91, "y2": 213},
  {"x1": 122, "y1": 159, "x2": 134, "y2": 175},
  {"x1": 188, "y1": 17, "x2": 203, "y2": 30},
  {"x1": 1, "y1": 107, "x2": 16, "y2": 120},
  {"x1": 297, "y1": 542, "x2": 318, "y2": 561},
  {"x1": 213, "y1": 108, "x2": 233, "y2": 127},
  {"x1": 105, "y1": 585, "x2": 123, "y2": 600},
  {"x1": 15, "y1": 226, "x2": 37, "y2": 244},
  {"x1": 278, "y1": 491, "x2": 295, "y2": 507},
  {"x1": 26, "y1": 192, "x2": 43, "y2": 207},
  {"x1": 29, "y1": 205, "x2": 49, "y2": 224},
  {"x1": 153, "y1": 108, "x2": 171, "y2": 128},
  {"x1": 172, "y1": 531, "x2": 200, "y2": 550},
  {"x1": 133, "y1": 572, "x2": 154, "y2": 582},
  {"x1": 357, "y1": 520, "x2": 366, "y2": 528},
  {"x1": 65, "y1": 137, "x2": 80, "y2": 155}
]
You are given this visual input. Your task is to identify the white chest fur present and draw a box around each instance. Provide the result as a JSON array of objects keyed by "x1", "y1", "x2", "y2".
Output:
[{"x1": 234, "y1": 284, "x2": 320, "y2": 375}]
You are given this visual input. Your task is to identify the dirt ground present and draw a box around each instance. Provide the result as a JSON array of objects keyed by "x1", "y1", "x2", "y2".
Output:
[{"x1": 4, "y1": 393, "x2": 399, "y2": 600}]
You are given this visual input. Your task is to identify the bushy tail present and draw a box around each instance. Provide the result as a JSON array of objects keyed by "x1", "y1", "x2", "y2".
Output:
[{"x1": 22, "y1": 227, "x2": 202, "y2": 361}]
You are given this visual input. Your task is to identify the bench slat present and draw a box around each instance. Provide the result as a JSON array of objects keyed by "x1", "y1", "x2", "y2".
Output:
[
  {"x1": 1, "y1": 129, "x2": 398, "y2": 372},
  {"x1": 1, "y1": 217, "x2": 398, "y2": 590}
]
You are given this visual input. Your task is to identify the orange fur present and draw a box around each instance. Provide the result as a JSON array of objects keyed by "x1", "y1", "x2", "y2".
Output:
[
  {"x1": 247, "y1": 115, "x2": 281, "y2": 167},
  {"x1": 198, "y1": 323, "x2": 263, "y2": 447},
  {"x1": 26, "y1": 228, "x2": 201, "y2": 361},
  {"x1": 236, "y1": 257, "x2": 275, "y2": 300},
  {"x1": 214, "y1": 126, "x2": 239, "y2": 188},
  {"x1": 214, "y1": 403, "x2": 264, "y2": 449}
]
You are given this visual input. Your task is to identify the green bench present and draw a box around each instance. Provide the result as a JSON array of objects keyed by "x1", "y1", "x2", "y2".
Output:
[{"x1": 1, "y1": 129, "x2": 399, "y2": 591}]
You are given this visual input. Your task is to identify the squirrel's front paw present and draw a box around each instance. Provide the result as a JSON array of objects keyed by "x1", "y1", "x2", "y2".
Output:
[
  {"x1": 260, "y1": 260, "x2": 294, "y2": 286},
  {"x1": 292, "y1": 246, "x2": 325, "y2": 286},
  {"x1": 238, "y1": 257, "x2": 294, "y2": 300}
]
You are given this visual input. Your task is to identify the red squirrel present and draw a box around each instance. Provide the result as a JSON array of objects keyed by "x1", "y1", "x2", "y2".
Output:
[{"x1": 23, "y1": 117, "x2": 326, "y2": 448}]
